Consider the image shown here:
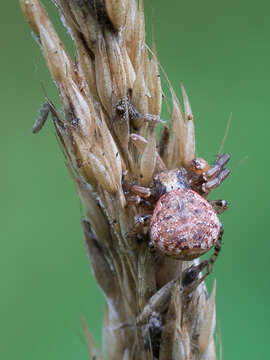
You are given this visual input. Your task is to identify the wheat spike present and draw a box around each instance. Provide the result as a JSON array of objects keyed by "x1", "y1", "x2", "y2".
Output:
[{"x1": 20, "y1": 1, "x2": 221, "y2": 358}]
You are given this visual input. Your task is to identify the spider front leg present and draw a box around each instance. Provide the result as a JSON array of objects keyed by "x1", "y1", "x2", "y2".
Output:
[
  {"x1": 202, "y1": 153, "x2": 231, "y2": 193},
  {"x1": 188, "y1": 153, "x2": 231, "y2": 195}
]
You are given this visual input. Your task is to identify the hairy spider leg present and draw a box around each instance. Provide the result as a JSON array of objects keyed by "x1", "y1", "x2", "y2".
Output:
[
  {"x1": 203, "y1": 153, "x2": 230, "y2": 180},
  {"x1": 202, "y1": 168, "x2": 230, "y2": 193},
  {"x1": 206, "y1": 226, "x2": 224, "y2": 275}
]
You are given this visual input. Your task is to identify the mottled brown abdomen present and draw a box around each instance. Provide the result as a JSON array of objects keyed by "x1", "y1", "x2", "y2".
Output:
[{"x1": 150, "y1": 189, "x2": 221, "y2": 260}]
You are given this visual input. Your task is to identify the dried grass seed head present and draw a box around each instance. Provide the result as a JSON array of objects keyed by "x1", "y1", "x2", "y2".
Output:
[{"x1": 20, "y1": 0, "x2": 231, "y2": 357}]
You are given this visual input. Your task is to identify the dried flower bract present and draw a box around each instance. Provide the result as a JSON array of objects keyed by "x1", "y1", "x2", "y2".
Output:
[{"x1": 20, "y1": 1, "x2": 230, "y2": 359}]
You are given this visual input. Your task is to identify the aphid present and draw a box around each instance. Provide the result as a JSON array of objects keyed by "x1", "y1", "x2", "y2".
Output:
[
  {"x1": 124, "y1": 153, "x2": 230, "y2": 274},
  {"x1": 32, "y1": 102, "x2": 50, "y2": 134}
]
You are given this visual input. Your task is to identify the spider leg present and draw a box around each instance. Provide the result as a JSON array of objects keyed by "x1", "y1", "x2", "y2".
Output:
[
  {"x1": 202, "y1": 168, "x2": 230, "y2": 193},
  {"x1": 123, "y1": 181, "x2": 153, "y2": 238},
  {"x1": 209, "y1": 200, "x2": 228, "y2": 214},
  {"x1": 125, "y1": 214, "x2": 152, "y2": 239},
  {"x1": 201, "y1": 153, "x2": 231, "y2": 194},
  {"x1": 206, "y1": 226, "x2": 224, "y2": 276},
  {"x1": 130, "y1": 184, "x2": 152, "y2": 199},
  {"x1": 125, "y1": 195, "x2": 152, "y2": 208},
  {"x1": 123, "y1": 181, "x2": 152, "y2": 200},
  {"x1": 203, "y1": 153, "x2": 230, "y2": 180}
]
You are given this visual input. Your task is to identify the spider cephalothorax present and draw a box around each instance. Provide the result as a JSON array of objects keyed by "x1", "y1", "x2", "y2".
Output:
[{"x1": 124, "y1": 153, "x2": 230, "y2": 274}]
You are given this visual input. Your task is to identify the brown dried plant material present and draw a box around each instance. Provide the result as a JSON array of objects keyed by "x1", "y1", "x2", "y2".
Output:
[
  {"x1": 140, "y1": 125, "x2": 157, "y2": 185},
  {"x1": 20, "y1": 1, "x2": 222, "y2": 359}
]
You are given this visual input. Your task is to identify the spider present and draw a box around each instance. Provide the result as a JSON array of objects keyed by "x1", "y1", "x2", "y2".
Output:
[{"x1": 123, "y1": 153, "x2": 230, "y2": 276}]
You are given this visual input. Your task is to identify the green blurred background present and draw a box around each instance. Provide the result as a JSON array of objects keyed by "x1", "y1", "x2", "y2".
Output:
[{"x1": 1, "y1": 0, "x2": 269, "y2": 359}]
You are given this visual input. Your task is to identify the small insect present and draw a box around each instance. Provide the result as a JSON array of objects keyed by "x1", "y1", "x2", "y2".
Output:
[
  {"x1": 32, "y1": 102, "x2": 50, "y2": 134},
  {"x1": 124, "y1": 153, "x2": 230, "y2": 274}
]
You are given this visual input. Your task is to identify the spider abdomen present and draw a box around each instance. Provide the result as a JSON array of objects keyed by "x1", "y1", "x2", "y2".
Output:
[{"x1": 150, "y1": 189, "x2": 221, "y2": 260}]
